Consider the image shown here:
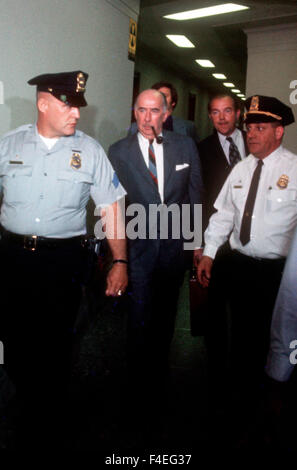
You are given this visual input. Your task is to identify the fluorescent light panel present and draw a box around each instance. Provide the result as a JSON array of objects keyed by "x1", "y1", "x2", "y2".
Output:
[
  {"x1": 231, "y1": 89, "x2": 240, "y2": 93},
  {"x1": 164, "y1": 3, "x2": 249, "y2": 21},
  {"x1": 212, "y1": 73, "x2": 227, "y2": 79},
  {"x1": 237, "y1": 94, "x2": 245, "y2": 97},
  {"x1": 196, "y1": 59, "x2": 215, "y2": 68},
  {"x1": 223, "y1": 82, "x2": 235, "y2": 87},
  {"x1": 166, "y1": 35, "x2": 195, "y2": 47}
]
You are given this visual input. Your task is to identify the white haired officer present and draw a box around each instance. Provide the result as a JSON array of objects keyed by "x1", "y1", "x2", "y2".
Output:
[{"x1": 0, "y1": 71, "x2": 127, "y2": 448}]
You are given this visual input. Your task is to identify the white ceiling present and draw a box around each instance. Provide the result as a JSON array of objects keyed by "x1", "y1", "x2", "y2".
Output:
[{"x1": 137, "y1": 0, "x2": 297, "y2": 95}]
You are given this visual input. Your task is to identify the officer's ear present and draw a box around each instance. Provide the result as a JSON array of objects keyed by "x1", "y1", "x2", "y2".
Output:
[
  {"x1": 37, "y1": 93, "x2": 49, "y2": 113},
  {"x1": 275, "y1": 125, "x2": 284, "y2": 140}
]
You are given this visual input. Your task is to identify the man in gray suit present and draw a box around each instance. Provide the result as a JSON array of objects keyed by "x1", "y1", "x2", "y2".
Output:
[
  {"x1": 129, "y1": 81, "x2": 199, "y2": 144},
  {"x1": 109, "y1": 89, "x2": 203, "y2": 408}
]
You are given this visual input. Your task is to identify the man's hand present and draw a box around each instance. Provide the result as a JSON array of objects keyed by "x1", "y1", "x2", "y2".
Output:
[
  {"x1": 193, "y1": 248, "x2": 203, "y2": 267},
  {"x1": 105, "y1": 263, "x2": 128, "y2": 297},
  {"x1": 197, "y1": 255, "x2": 213, "y2": 288}
]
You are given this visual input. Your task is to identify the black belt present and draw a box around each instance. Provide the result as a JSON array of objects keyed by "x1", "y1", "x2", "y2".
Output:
[
  {"x1": 0, "y1": 229, "x2": 86, "y2": 251},
  {"x1": 233, "y1": 249, "x2": 285, "y2": 265}
]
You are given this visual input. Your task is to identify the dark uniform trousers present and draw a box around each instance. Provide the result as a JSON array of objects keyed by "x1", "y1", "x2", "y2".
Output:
[
  {"x1": 206, "y1": 248, "x2": 285, "y2": 415},
  {"x1": 0, "y1": 235, "x2": 88, "y2": 446}
]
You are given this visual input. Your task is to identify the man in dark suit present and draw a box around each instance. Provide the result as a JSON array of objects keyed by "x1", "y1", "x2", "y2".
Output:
[
  {"x1": 197, "y1": 94, "x2": 248, "y2": 413},
  {"x1": 129, "y1": 81, "x2": 199, "y2": 144},
  {"x1": 198, "y1": 94, "x2": 248, "y2": 233},
  {"x1": 108, "y1": 89, "x2": 203, "y2": 406}
]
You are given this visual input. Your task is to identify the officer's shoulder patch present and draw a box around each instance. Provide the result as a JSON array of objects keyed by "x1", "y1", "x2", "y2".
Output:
[{"x1": 112, "y1": 172, "x2": 120, "y2": 188}]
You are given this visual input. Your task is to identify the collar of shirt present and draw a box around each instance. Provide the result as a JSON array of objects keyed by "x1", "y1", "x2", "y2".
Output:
[
  {"x1": 25, "y1": 124, "x2": 80, "y2": 150},
  {"x1": 250, "y1": 144, "x2": 283, "y2": 169},
  {"x1": 218, "y1": 128, "x2": 245, "y2": 163},
  {"x1": 137, "y1": 132, "x2": 164, "y2": 202},
  {"x1": 39, "y1": 134, "x2": 59, "y2": 150}
]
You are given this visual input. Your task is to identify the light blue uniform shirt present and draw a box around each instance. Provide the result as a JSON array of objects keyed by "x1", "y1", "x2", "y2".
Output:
[{"x1": 0, "y1": 124, "x2": 126, "y2": 238}]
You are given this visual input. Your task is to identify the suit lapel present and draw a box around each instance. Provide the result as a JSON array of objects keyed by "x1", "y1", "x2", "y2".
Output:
[
  {"x1": 163, "y1": 132, "x2": 177, "y2": 198},
  {"x1": 242, "y1": 130, "x2": 249, "y2": 156},
  {"x1": 210, "y1": 131, "x2": 230, "y2": 171},
  {"x1": 214, "y1": 129, "x2": 249, "y2": 158},
  {"x1": 129, "y1": 134, "x2": 161, "y2": 195}
]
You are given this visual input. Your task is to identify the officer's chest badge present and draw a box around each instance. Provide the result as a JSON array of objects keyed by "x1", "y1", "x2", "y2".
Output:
[
  {"x1": 70, "y1": 152, "x2": 82, "y2": 170},
  {"x1": 277, "y1": 174, "x2": 289, "y2": 189}
]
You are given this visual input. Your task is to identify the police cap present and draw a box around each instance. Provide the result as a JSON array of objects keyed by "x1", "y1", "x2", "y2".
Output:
[
  {"x1": 28, "y1": 70, "x2": 88, "y2": 107},
  {"x1": 244, "y1": 95, "x2": 294, "y2": 126}
]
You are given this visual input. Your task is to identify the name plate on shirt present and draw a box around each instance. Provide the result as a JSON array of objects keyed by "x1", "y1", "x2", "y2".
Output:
[{"x1": 9, "y1": 160, "x2": 23, "y2": 164}]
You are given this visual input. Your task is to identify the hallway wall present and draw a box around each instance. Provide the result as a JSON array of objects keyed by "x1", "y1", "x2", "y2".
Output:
[
  {"x1": 245, "y1": 23, "x2": 297, "y2": 153},
  {"x1": 0, "y1": 0, "x2": 139, "y2": 151},
  {"x1": 134, "y1": 50, "x2": 213, "y2": 141}
]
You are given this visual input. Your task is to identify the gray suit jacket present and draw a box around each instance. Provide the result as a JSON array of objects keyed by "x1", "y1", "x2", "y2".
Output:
[{"x1": 108, "y1": 130, "x2": 203, "y2": 275}]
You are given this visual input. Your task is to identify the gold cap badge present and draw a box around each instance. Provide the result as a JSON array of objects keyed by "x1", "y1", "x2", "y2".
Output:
[
  {"x1": 76, "y1": 72, "x2": 86, "y2": 93},
  {"x1": 70, "y1": 152, "x2": 82, "y2": 170},
  {"x1": 249, "y1": 96, "x2": 259, "y2": 112},
  {"x1": 277, "y1": 174, "x2": 289, "y2": 189}
]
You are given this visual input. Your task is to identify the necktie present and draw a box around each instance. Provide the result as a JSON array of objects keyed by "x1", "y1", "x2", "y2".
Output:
[
  {"x1": 226, "y1": 136, "x2": 241, "y2": 167},
  {"x1": 239, "y1": 159, "x2": 263, "y2": 246},
  {"x1": 148, "y1": 139, "x2": 158, "y2": 186}
]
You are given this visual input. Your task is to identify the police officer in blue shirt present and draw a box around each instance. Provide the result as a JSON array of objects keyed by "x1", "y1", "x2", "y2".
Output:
[{"x1": 0, "y1": 71, "x2": 128, "y2": 448}]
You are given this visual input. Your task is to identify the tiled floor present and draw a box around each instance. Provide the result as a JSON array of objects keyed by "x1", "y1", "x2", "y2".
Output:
[
  {"x1": 69, "y1": 269, "x2": 297, "y2": 456},
  {"x1": 69, "y1": 272, "x2": 209, "y2": 456},
  {"x1": 1, "y1": 269, "x2": 296, "y2": 455}
]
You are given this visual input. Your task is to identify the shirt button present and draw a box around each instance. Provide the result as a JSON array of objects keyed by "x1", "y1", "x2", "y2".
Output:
[
  {"x1": 44, "y1": 173, "x2": 47, "y2": 176},
  {"x1": 40, "y1": 195, "x2": 44, "y2": 199}
]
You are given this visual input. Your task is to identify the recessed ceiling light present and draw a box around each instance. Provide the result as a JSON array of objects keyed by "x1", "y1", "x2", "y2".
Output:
[
  {"x1": 223, "y1": 82, "x2": 235, "y2": 87},
  {"x1": 166, "y1": 35, "x2": 195, "y2": 48},
  {"x1": 164, "y1": 3, "x2": 249, "y2": 21},
  {"x1": 231, "y1": 89, "x2": 240, "y2": 93},
  {"x1": 212, "y1": 73, "x2": 227, "y2": 79},
  {"x1": 196, "y1": 59, "x2": 215, "y2": 68}
]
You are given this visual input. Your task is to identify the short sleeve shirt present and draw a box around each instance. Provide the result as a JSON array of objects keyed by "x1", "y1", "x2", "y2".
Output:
[{"x1": 0, "y1": 124, "x2": 126, "y2": 237}]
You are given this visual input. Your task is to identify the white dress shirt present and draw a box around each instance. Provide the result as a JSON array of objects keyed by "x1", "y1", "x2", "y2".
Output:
[
  {"x1": 204, "y1": 145, "x2": 297, "y2": 259},
  {"x1": 137, "y1": 132, "x2": 164, "y2": 202},
  {"x1": 218, "y1": 128, "x2": 246, "y2": 164}
]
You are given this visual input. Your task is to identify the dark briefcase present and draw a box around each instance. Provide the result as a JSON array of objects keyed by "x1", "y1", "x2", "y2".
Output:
[{"x1": 189, "y1": 267, "x2": 208, "y2": 336}]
